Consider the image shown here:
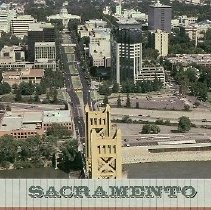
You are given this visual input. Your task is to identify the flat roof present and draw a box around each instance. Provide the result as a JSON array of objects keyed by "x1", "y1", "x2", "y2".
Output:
[
  {"x1": 22, "y1": 111, "x2": 43, "y2": 123},
  {"x1": 43, "y1": 110, "x2": 71, "y2": 123},
  {"x1": 0, "y1": 116, "x2": 22, "y2": 131},
  {"x1": 35, "y1": 42, "x2": 56, "y2": 47}
]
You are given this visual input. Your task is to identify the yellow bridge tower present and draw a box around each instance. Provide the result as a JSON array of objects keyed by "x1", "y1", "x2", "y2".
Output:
[{"x1": 85, "y1": 104, "x2": 122, "y2": 179}]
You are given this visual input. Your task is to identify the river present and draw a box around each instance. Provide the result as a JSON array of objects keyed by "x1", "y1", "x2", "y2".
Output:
[
  {"x1": 0, "y1": 168, "x2": 69, "y2": 179},
  {"x1": 124, "y1": 161, "x2": 211, "y2": 179},
  {"x1": 1, "y1": 161, "x2": 211, "y2": 179}
]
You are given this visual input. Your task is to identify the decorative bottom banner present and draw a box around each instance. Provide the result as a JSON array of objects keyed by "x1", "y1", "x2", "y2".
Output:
[
  {"x1": 1, "y1": 179, "x2": 211, "y2": 208},
  {"x1": 0, "y1": 208, "x2": 211, "y2": 210}
]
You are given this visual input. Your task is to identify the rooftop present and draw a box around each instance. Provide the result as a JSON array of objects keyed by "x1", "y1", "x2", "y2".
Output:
[
  {"x1": 2, "y1": 68, "x2": 44, "y2": 78},
  {"x1": 150, "y1": 0, "x2": 171, "y2": 8},
  {"x1": 167, "y1": 54, "x2": 211, "y2": 65},
  {"x1": 28, "y1": 22, "x2": 54, "y2": 31},
  {"x1": 35, "y1": 42, "x2": 56, "y2": 47},
  {"x1": 22, "y1": 111, "x2": 43, "y2": 123},
  {"x1": 0, "y1": 115, "x2": 22, "y2": 131},
  {"x1": 0, "y1": 110, "x2": 71, "y2": 132},
  {"x1": 43, "y1": 110, "x2": 71, "y2": 123},
  {"x1": 117, "y1": 18, "x2": 139, "y2": 25},
  {"x1": 12, "y1": 15, "x2": 35, "y2": 20}
]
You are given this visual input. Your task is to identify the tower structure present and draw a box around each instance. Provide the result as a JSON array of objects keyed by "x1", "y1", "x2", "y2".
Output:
[
  {"x1": 148, "y1": 0, "x2": 172, "y2": 33},
  {"x1": 112, "y1": 20, "x2": 142, "y2": 84},
  {"x1": 115, "y1": 0, "x2": 122, "y2": 16},
  {"x1": 85, "y1": 104, "x2": 122, "y2": 179}
]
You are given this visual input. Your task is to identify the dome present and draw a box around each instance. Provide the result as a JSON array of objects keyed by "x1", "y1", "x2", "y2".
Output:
[{"x1": 60, "y1": 7, "x2": 68, "y2": 15}]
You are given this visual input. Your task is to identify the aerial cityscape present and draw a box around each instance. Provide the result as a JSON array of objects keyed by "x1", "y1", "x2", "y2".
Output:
[{"x1": 0, "y1": 0, "x2": 211, "y2": 182}]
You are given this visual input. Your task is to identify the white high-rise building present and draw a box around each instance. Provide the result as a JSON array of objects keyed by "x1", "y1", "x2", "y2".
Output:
[
  {"x1": 35, "y1": 42, "x2": 56, "y2": 61},
  {"x1": 115, "y1": 0, "x2": 122, "y2": 16},
  {"x1": 115, "y1": 42, "x2": 142, "y2": 84},
  {"x1": 150, "y1": 29, "x2": 169, "y2": 57},
  {"x1": 10, "y1": 15, "x2": 36, "y2": 38},
  {"x1": 89, "y1": 28, "x2": 111, "y2": 67},
  {"x1": 0, "y1": 3, "x2": 16, "y2": 33}
]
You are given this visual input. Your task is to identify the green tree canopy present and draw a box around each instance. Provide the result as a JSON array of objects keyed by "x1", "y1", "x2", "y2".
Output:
[
  {"x1": 0, "y1": 135, "x2": 18, "y2": 164},
  {"x1": 58, "y1": 139, "x2": 83, "y2": 172},
  {"x1": 112, "y1": 82, "x2": 119, "y2": 93},
  {"x1": 47, "y1": 123, "x2": 72, "y2": 138},
  {"x1": 126, "y1": 94, "x2": 131, "y2": 108},
  {"x1": 141, "y1": 124, "x2": 160, "y2": 134},
  {"x1": 99, "y1": 81, "x2": 111, "y2": 95},
  {"x1": 0, "y1": 82, "x2": 11, "y2": 95},
  {"x1": 178, "y1": 116, "x2": 191, "y2": 133},
  {"x1": 117, "y1": 95, "x2": 121, "y2": 107},
  {"x1": 19, "y1": 81, "x2": 34, "y2": 95}
]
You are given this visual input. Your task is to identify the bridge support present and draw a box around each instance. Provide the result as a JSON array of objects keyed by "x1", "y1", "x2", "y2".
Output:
[{"x1": 85, "y1": 104, "x2": 122, "y2": 179}]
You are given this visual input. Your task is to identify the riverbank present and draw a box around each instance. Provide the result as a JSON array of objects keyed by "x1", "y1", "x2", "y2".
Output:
[{"x1": 122, "y1": 147, "x2": 211, "y2": 164}]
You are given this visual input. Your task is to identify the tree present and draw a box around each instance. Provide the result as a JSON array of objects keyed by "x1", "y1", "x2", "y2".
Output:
[
  {"x1": 19, "y1": 81, "x2": 34, "y2": 95},
  {"x1": 99, "y1": 81, "x2": 111, "y2": 95},
  {"x1": 103, "y1": 95, "x2": 108, "y2": 105},
  {"x1": 112, "y1": 82, "x2": 119, "y2": 93},
  {"x1": 58, "y1": 139, "x2": 83, "y2": 172},
  {"x1": 126, "y1": 94, "x2": 131, "y2": 108},
  {"x1": 47, "y1": 123, "x2": 72, "y2": 138},
  {"x1": 0, "y1": 82, "x2": 11, "y2": 95},
  {"x1": 141, "y1": 124, "x2": 160, "y2": 134},
  {"x1": 117, "y1": 95, "x2": 121, "y2": 107},
  {"x1": 153, "y1": 77, "x2": 163, "y2": 91},
  {"x1": 190, "y1": 81, "x2": 208, "y2": 101},
  {"x1": 185, "y1": 67, "x2": 198, "y2": 83},
  {"x1": 14, "y1": 88, "x2": 22, "y2": 102},
  {"x1": 35, "y1": 84, "x2": 43, "y2": 95},
  {"x1": 39, "y1": 136, "x2": 57, "y2": 159},
  {"x1": 178, "y1": 116, "x2": 191, "y2": 133},
  {"x1": 121, "y1": 80, "x2": 135, "y2": 93},
  {"x1": 0, "y1": 135, "x2": 17, "y2": 163},
  {"x1": 34, "y1": 92, "x2": 40, "y2": 102}
]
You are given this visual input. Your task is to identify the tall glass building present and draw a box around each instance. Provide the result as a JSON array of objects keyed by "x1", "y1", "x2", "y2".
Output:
[{"x1": 112, "y1": 20, "x2": 142, "y2": 84}]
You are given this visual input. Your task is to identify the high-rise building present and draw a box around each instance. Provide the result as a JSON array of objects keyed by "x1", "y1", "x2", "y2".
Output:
[
  {"x1": 115, "y1": 0, "x2": 122, "y2": 16},
  {"x1": 89, "y1": 28, "x2": 111, "y2": 67},
  {"x1": 0, "y1": 3, "x2": 16, "y2": 33},
  {"x1": 10, "y1": 15, "x2": 36, "y2": 38},
  {"x1": 35, "y1": 42, "x2": 56, "y2": 61},
  {"x1": 27, "y1": 22, "x2": 55, "y2": 62},
  {"x1": 112, "y1": 19, "x2": 142, "y2": 84},
  {"x1": 149, "y1": 29, "x2": 169, "y2": 57},
  {"x1": 148, "y1": 0, "x2": 172, "y2": 33}
]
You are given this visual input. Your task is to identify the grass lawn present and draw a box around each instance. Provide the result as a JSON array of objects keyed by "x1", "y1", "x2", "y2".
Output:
[
  {"x1": 72, "y1": 76, "x2": 82, "y2": 89},
  {"x1": 69, "y1": 64, "x2": 78, "y2": 75}
]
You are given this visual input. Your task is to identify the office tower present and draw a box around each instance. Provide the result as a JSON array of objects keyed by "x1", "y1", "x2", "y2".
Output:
[
  {"x1": 27, "y1": 22, "x2": 55, "y2": 62},
  {"x1": 0, "y1": 3, "x2": 16, "y2": 33},
  {"x1": 148, "y1": 0, "x2": 172, "y2": 33},
  {"x1": 35, "y1": 42, "x2": 56, "y2": 61},
  {"x1": 10, "y1": 15, "x2": 36, "y2": 38},
  {"x1": 112, "y1": 19, "x2": 142, "y2": 84},
  {"x1": 149, "y1": 29, "x2": 169, "y2": 57},
  {"x1": 115, "y1": 0, "x2": 122, "y2": 16}
]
